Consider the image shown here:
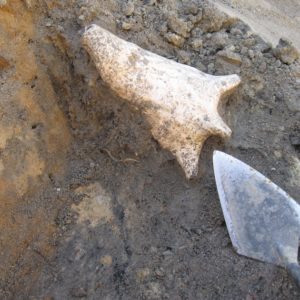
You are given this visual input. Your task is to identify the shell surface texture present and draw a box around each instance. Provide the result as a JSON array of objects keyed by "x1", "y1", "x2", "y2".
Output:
[{"x1": 82, "y1": 24, "x2": 241, "y2": 179}]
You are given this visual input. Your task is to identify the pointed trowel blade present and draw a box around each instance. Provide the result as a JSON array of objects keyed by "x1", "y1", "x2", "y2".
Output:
[{"x1": 213, "y1": 151, "x2": 300, "y2": 267}]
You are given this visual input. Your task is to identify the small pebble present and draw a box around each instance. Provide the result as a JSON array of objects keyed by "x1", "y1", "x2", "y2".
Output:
[
  {"x1": 273, "y1": 38, "x2": 299, "y2": 65},
  {"x1": 78, "y1": 15, "x2": 85, "y2": 21},
  {"x1": 167, "y1": 13, "x2": 192, "y2": 38},
  {"x1": 99, "y1": 255, "x2": 112, "y2": 266},
  {"x1": 217, "y1": 49, "x2": 242, "y2": 65},
  {"x1": 164, "y1": 32, "x2": 185, "y2": 48},
  {"x1": 122, "y1": 21, "x2": 133, "y2": 31}
]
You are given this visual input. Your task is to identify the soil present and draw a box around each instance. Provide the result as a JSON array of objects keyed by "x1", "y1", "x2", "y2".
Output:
[{"x1": 0, "y1": 0, "x2": 299, "y2": 299}]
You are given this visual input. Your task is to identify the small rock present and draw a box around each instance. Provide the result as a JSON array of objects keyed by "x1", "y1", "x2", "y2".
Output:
[
  {"x1": 164, "y1": 32, "x2": 185, "y2": 48},
  {"x1": 123, "y1": 1, "x2": 135, "y2": 17},
  {"x1": 99, "y1": 255, "x2": 112, "y2": 266},
  {"x1": 274, "y1": 150, "x2": 282, "y2": 159},
  {"x1": 78, "y1": 15, "x2": 85, "y2": 21},
  {"x1": 190, "y1": 38, "x2": 203, "y2": 51},
  {"x1": 0, "y1": 0, "x2": 7, "y2": 6},
  {"x1": 121, "y1": 21, "x2": 133, "y2": 31},
  {"x1": 274, "y1": 38, "x2": 299, "y2": 65},
  {"x1": 217, "y1": 49, "x2": 242, "y2": 65},
  {"x1": 226, "y1": 45, "x2": 236, "y2": 52},
  {"x1": 167, "y1": 13, "x2": 193, "y2": 38},
  {"x1": 216, "y1": 49, "x2": 242, "y2": 74}
]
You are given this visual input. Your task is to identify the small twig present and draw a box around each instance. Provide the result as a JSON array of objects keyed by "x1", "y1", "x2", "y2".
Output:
[{"x1": 101, "y1": 148, "x2": 139, "y2": 163}]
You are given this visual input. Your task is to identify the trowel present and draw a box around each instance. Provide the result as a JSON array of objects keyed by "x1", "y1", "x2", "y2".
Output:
[{"x1": 213, "y1": 151, "x2": 300, "y2": 286}]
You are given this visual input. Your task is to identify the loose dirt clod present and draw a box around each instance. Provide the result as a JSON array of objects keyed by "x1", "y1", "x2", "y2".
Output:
[
  {"x1": 82, "y1": 24, "x2": 240, "y2": 178},
  {"x1": 274, "y1": 38, "x2": 299, "y2": 65}
]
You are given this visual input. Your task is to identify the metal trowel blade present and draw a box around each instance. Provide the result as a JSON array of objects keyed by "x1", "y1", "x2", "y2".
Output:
[{"x1": 213, "y1": 151, "x2": 300, "y2": 267}]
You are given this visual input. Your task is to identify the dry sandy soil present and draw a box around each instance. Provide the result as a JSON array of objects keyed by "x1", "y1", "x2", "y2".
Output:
[{"x1": 0, "y1": 0, "x2": 299, "y2": 299}]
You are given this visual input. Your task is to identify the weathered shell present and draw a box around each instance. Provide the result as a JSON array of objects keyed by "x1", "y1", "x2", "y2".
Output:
[{"x1": 82, "y1": 24, "x2": 241, "y2": 178}]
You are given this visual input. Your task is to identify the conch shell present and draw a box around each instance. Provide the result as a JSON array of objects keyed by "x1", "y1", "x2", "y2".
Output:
[{"x1": 82, "y1": 24, "x2": 241, "y2": 178}]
